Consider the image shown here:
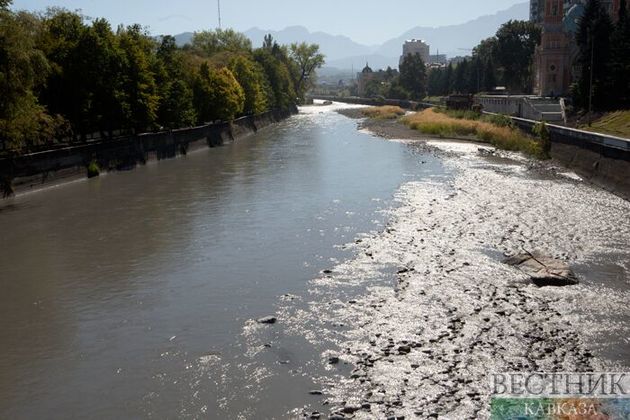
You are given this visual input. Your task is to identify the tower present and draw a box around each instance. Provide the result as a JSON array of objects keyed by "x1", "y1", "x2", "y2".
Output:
[{"x1": 534, "y1": 0, "x2": 571, "y2": 96}]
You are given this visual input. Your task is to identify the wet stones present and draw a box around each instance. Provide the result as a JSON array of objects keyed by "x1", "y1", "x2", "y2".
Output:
[
  {"x1": 504, "y1": 253, "x2": 578, "y2": 287},
  {"x1": 257, "y1": 316, "x2": 277, "y2": 324}
]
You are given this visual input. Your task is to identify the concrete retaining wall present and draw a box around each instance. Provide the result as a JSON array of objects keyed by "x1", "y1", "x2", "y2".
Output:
[{"x1": 0, "y1": 108, "x2": 296, "y2": 194}]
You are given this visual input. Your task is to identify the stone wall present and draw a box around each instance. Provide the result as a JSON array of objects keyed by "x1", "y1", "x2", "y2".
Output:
[{"x1": 0, "y1": 108, "x2": 296, "y2": 194}]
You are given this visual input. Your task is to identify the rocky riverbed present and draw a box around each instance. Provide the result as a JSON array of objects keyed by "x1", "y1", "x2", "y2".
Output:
[{"x1": 244, "y1": 109, "x2": 630, "y2": 419}]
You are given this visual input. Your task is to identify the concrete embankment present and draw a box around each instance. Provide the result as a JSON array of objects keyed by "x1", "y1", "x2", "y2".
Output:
[
  {"x1": 510, "y1": 117, "x2": 630, "y2": 199},
  {"x1": 0, "y1": 108, "x2": 296, "y2": 195},
  {"x1": 315, "y1": 96, "x2": 630, "y2": 200}
]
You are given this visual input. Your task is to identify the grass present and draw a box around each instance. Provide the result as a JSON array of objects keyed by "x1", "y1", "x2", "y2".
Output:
[
  {"x1": 361, "y1": 106, "x2": 406, "y2": 120},
  {"x1": 581, "y1": 111, "x2": 630, "y2": 139},
  {"x1": 402, "y1": 108, "x2": 546, "y2": 158}
]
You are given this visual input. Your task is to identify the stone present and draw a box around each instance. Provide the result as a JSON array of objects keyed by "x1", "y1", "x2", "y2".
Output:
[
  {"x1": 328, "y1": 356, "x2": 340, "y2": 364},
  {"x1": 257, "y1": 316, "x2": 277, "y2": 324},
  {"x1": 309, "y1": 390, "x2": 323, "y2": 395},
  {"x1": 504, "y1": 253, "x2": 578, "y2": 287}
]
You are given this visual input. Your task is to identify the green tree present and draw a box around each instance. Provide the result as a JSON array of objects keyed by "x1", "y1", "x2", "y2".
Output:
[
  {"x1": 253, "y1": 48, "x2": 296, "y2": 110},
  {"x1": 399, "y1": 53, "x2": 427, "y2": 100},
  {"x1": 193, "y1": 63, "x2": 244, "y2": 123},
  {"x1": 191, "y1": 29, "x2": 252, "y2": 57},
  {"x1": 155, "y1": 35, "x2": 196, "y2": 128},
  {"x1": 494, "y1": 20, "x2": 541, "y2": 93},
  {"x1": 610, "y1": 0, "x2": 630, "y2": 108},
  {"x1": 289, "y1": 42, "x2": 325, "y2": 101},
  {"x1": 427, "y1": 67, "x2": 443, "y2": 96},
  {"x1": 0, "y1": 0, "x2": 11, "y2": 10},
  {"x1": 442, "y1": 63, "x2": 454, "y2": 95},
  {"x1": 229, "y1": 55, "x2": 268, "y2": 115},
  {"x1": 0, "y1": 9, "x2": 60, "y2": 153},
  {"x1": 574, "y1": 0, "x2": 613, "y2": 110},
  {"x1": 482, "y1": 58, "x2": 497, "y2": 92},
  {"x1": 453, "y1": 59, "x2": 469, "y2": 93},
  {"x1": 117, "y1": 24, "x2": 160, "y2": 132}
]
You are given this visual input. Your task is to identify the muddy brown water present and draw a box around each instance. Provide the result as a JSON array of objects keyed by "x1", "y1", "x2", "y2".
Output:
[
  {"x1": 0, "y1": 104, "x2": 444, "y2": 419},
  {"x1": 1, "y1": 104, "x2": 629, "y2": 419}
]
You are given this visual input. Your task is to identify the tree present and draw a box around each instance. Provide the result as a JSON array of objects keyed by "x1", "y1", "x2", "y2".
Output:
[
  {"x1": 117, "y1": 24, "x2": 160, "y2": 132},
  {"x1": 494, "y1": 20, "x2": 541, "y2": 93},
  {"x1": 191, "y1": 29, "x2": 252, "y2": 57},
  {"x1": 453, "y1": 59, "x2": 469, "y2": 93},
  {"x1": 193, "y1": 63, "x2": 244, "y2": 123},
  {"x1": 482, "y1": 58, "x2": 497, "y2": 92},
  {"x1": 0, "y1": 0, "x2": 11, "y2": 10},
  {"x1": 574, "y1": 0, "x2": 613, "y2": 110},
  {"x1": 289, "y1": 42, "x2": 325, "y2": 101},
  {"x1": 229, "y1": 55, "x2": 268, "y2": 115},
  {"x1": 399, "y1": 53, "x2": 427, "y2": 100},
  {"x1": 253, "y1": 48, "x2": 296, "y2": 110},
  {"x1": 0, "y1": 9, "x2": 61, "y2": 153},
  {"x1": 442, "y1": 63, "x2": 454, "y2": 95},
  {"x1": 610, "y1": 0, "x2": 630, "y2": 108}
]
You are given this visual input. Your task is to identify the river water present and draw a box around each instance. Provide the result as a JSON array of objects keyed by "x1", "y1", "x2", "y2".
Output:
[{"x1": 0, "y1": 104, "x2": 443, "y2": 419}]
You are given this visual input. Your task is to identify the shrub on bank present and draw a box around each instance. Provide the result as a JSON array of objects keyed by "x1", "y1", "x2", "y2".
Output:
[
  {"x1": 362, "y1": 106, "x2": 406, "y2": 120},
  {"x1": 402, "y1": 108, "x2": 545, "y2": 158}
]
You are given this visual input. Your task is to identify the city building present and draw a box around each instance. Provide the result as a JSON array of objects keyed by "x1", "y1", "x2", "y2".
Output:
[
  {"x1": 400, "y1": 39, "x2": 430, "y2": 66},
  {"x1": 534, "y1": 0, "x2": 571, "y2": 96},
  {"x1": 429, "y1": 54, "x2": 447, "y2": 65},
  {"x1": 356, "y1": 64, "x2": 399, "y2": 97},
  {"x1": 533, "y1": 0, "x2": 626, "y2": 96}
]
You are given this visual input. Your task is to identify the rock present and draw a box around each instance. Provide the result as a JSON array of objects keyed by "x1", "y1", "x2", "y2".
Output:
[
  {"x1": 310, "y1": 412, "x2": 321, "y2": 419},
  {"x1": 504, "y1": 253, "x2": 578, "y2": 287},
  {"x1": 328, "y1": 356, "x2": 340, "y2": 364},
  {"x1": 398, "y1": 345, "x2": 411, "y2": 354},
  {"x1": 343, "y1": 405, "x2": 361, "y2": 414},
  {"x1": 322, "y1": 269, "x2": 333, "y2": 274},
  {"x1": 329, "y1": 415, "x2": 345, "y2": 420},
  {"x1": 257, "y1": 316, "x2": 277, "y2": 324},
  {"x1": 309, "y1": 390, "x2": 323, "y2": 395}
]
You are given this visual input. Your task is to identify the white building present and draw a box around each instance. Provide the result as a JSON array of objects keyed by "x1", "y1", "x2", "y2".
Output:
[{"x1": 399, "y1": 39, "x2": 430, "y2": 66}]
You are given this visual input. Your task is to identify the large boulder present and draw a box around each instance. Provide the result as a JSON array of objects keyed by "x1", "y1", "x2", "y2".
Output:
[{"x1": 504, "y1": 253, "x2": 578, "y2": 287}]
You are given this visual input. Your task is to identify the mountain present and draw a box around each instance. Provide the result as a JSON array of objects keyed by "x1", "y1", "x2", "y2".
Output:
[
  {"x1": 243, "y1": 26, "x2": 376, "y2": 61},
  {"x1": 169, "y1": 2, "x2": 529, "y2": 70},
  {"x1": 374, "y1": 2, "x2": 529, "y2": 60}
]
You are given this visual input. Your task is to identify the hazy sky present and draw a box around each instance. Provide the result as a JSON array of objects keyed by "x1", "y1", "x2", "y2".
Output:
[{"x1": 12, "y1": 0, "x2": 525, "y2": 45}]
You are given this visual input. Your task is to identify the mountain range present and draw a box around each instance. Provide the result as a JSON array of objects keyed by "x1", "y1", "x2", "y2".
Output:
[{"x1": 170, "y1": 2, "x2": 528, "y2": 71}]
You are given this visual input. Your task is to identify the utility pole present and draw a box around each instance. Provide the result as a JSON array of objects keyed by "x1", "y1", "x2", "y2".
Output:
[
  {"x1": 588, "y1": 27, "x2": 594, "y2": 126},
  {"x1": 217, "y1": 0, "x2": 222, "y2": 29}
]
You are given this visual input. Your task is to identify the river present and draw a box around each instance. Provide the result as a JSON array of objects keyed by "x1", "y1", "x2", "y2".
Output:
[
  {"x1": 0, "y1": 104, "x2": 443, "y2": 418},
  {"x1": 1, "y1": 103, "x2": 629, "y2": 419}
]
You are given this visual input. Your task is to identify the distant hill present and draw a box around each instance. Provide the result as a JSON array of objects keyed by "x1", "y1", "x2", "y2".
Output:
[
  {"x1": 374, "y1": 2, "x2": 529, "y2": 60},
  {"x1": 169, "y1": 2, "x2": 529, "y2": 71}
]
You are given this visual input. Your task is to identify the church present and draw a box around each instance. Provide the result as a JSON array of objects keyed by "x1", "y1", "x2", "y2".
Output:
[{"x1": 533, "y1": 0, "x2": 624, "y2": 96}]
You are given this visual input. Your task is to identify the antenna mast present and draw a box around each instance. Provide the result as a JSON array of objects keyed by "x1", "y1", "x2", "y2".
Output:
[{"x1": 217, "y1": 0, "x2": 222, "y2": 29}]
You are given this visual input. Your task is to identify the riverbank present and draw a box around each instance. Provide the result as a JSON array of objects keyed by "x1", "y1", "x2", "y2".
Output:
[
  {"x1": 0, "y1": 107, "x2": 297, "y2": 197},
  {"x1": 245, "y1": 106, "x2": 630, "y2": 419}
]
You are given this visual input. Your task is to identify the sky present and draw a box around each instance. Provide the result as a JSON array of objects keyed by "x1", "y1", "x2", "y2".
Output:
[{"x1": 11, "y1": 0, "x2": 525, "y2": 45}]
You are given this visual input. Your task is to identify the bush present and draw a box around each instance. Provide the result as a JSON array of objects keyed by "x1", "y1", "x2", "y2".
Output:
[
  {"x1": 532, "y1": 121, "x2": 551, "y2": 158},
  {"x1": 87, "y1": 160, "x2": 100, "y2": 178},
  {"x1": 402, "y1": 109, "x2": 544, "y2": 158},
  {"x1": 362, "y1": 106, "x2": 406, "y2": 120}
]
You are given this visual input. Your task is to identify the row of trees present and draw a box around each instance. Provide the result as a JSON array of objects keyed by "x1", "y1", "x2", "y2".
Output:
[
  {"x1": 573, "y1": 0, "x2": 630, "y2": 111},
  {"x1": 0, "y1": 1, "x2": 324, "y2": 153},
  {"x1": 427, "y1": 20, "x2": 541, "y2": 97},
  {"x1": 362, "y1": 19, "x2": 541, "y2": 102}
]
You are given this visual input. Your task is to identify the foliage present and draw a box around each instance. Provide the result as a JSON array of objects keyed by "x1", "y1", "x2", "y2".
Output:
[
  {"x1": 573, "y1": 0, "x2": 614, "y2": 110},
  {"x1": 532, "y1": 121, "x2": 551, "y2": 157},
  {"x1": 193, "y1": 63, "x2": 244, "y2": 123},
  {"x1": 0, "y1": 9, "x2": 63, "y2": 153},
  {"x1": 361, "y1": 106, "x2": 405, "y2": 120},
  {"x1": 87, "y1": 160, "x2": 100, "y2": 178},
  {"x1": 493, "y1": 20, "x2": 540, "y2": 93},
  {"x1": 289, "y1": 42, "x2": 325, "y2": 101},
  {"x1": 229, "y1": 55, "x2": 268, "y2": 115},
  {"x1": 191, "y1": 29, "x2": 252, "y2": 56},
  {"x1": 403, "y1": 108, "x2": 545, "y2": 158},
  {"x1": 399, "y1": 53, "x2": 427, "y2": 100},
  {"x1": 0, "y1": 6, "x2": 316, "y2": 154}
]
